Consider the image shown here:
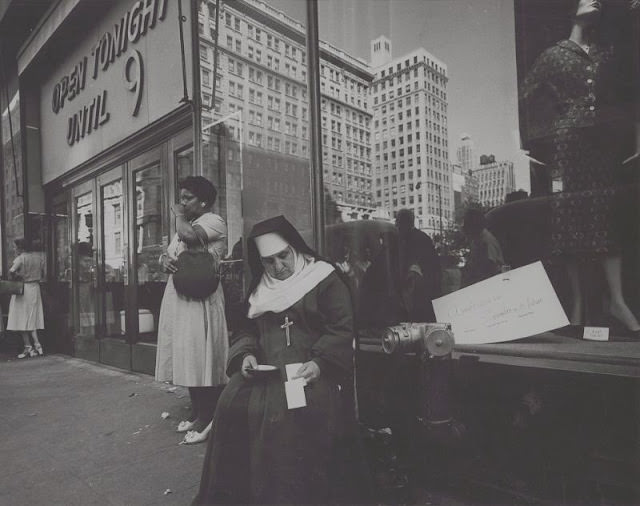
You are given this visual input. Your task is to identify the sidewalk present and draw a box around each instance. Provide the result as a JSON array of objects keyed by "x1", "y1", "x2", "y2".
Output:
[{"x1": 1, "y1": 354, "x2": 206, "y2": 506}]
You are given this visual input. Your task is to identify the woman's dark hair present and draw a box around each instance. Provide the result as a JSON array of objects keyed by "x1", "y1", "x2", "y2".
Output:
[
  {"x1": 179, "y1": 176, "x2": 217, "y2": 207},
  {"x1": 15, "y1": 238, "x2": 39, "y2": 253}
]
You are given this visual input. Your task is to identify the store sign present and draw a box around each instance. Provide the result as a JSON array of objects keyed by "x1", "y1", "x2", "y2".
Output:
[
  {"x1": 50, "y1": 0, "x2": 166, "y2": 146},
  {"x1": 40, "y1": 0, "x2": 192, "y2": 183}
]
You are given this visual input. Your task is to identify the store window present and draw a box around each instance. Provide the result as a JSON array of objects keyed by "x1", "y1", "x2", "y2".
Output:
[
  {"x1": 133, "y1": 163, "x2": 165, "y2": 343},
  {"x1": 200, "y1": 1, "x2": 639, "y2": 355}
]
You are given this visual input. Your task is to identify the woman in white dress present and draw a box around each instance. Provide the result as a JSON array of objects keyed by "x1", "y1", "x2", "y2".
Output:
[
  {"x1": 8, "y1": 238, "x2": 45, "y2": 358},
  {"x1": 155, "y1": 176, "x2": 229, "y2": 444}
]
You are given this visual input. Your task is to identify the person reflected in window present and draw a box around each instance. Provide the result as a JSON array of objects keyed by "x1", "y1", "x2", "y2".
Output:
[
  {"x1": 155, "y1": 176, "x2": 229, "y2": 444},
  {"x1": 461, "y1": 208, "x2": 505, "y2": 287},
  {"x1": 76, "y1": 241, "x2": 96, "y2": 333},
  {"x1": 520, "y1": 0, "x2": 639, "y2": 335},
  {"x1": 395, "y1": 209, "x2": 441, "y2": 321},
  {"x1": 8, "y1": 238, "x2": 46, "y2": 358}
]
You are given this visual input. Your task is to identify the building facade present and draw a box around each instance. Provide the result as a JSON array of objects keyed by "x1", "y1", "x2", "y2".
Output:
[
  {"x1": 199, "y1": 0, "x2": 374, "y2": 222},
  {"x1": 473, "y1": 155, "x2": 516, "y2": 208},
  {"x1": 456, "y1": 134, "x2": 475, "y2": 173},
  {"x1": 0, "y1": 0, "x2": 199, "y2": 372},
  {"x1": 0, "y1": 0, "x2": 375, "y2": 373},
  {"x1": 451, "y1": 162, "x2": 479, "y2": 218},
  {"x1": 370, "y1": 36, "x2": 453, "y2": 237}
]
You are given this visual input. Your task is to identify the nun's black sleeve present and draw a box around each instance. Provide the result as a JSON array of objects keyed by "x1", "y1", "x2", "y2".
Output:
[
  {"x1": 226, "y1": 311, "x2": 260, "y2": 376},
  {"x1": 310, "y1": 271, "x2": 354, "y2": 380}
]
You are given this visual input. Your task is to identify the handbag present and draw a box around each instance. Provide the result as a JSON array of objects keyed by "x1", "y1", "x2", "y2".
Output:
[
  {"x1": 0, "y1": 279, "x2": 24, "y2": 295},
  {"x1": 172, "y1": 234, "x2": 220, "y2": 300}
]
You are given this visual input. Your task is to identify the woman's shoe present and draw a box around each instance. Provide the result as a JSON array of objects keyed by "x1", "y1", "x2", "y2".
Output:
[
  {"x1": 176, "y1": 420, "x2": 196, "y2": 433},
  {"x1": 17, "y1": 346, "x2": 36, "y2": 359},
  {"x1": 34, "y1": 343, "x2": 44, "y2": 356},
  {"x1": 180, "y1": 420, "x2": 213, "y2": 445}
]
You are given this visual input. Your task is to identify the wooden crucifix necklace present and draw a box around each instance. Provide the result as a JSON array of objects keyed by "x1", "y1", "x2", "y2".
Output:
[{"x1": 281, "y1": 316, "x2": 294, "y2": 347}]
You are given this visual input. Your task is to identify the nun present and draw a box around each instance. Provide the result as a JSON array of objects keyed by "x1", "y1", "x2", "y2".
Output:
[{"x1": 193, "y1": 215, "x2": 369, "y2": 505}]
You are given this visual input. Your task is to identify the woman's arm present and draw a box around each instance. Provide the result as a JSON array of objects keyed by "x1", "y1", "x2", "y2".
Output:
[
  {"x1": 8, "y1": 255, "x2": 23, "y2": 279},
  {"x1": 172, "y1": 204, "x2": 209, "y2": 246}
]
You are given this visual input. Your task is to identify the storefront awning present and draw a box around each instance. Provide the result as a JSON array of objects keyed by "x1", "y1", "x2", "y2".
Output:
[{"x1": 17, "y1": 0, "x2": 81, "y2": 75}]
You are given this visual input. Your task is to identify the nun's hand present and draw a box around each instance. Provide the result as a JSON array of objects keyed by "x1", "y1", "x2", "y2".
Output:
[
  {"x1": 241, "y1": 354, "x2": 258, "y2": 379},
  {"x1": 294, "y1": 361, "x2": 321, "y2": 384}
]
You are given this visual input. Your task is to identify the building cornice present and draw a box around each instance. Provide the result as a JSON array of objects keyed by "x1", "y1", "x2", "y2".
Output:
[{"x1": 226, "y1": 0, "x2": 374, "y2": 82}]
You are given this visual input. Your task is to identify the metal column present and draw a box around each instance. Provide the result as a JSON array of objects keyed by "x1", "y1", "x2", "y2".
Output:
[{"x1": 305, "y1": 0, "x2": 325, "y2": 254}]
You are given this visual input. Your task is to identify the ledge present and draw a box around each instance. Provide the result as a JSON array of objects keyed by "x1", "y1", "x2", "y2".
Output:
[{"x1": 358, "y1": 330, "x2": 640, "y2": 379}]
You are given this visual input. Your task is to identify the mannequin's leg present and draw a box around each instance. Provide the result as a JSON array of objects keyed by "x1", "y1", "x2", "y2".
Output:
[
  {"x1": 567, "y1": 261, "x2": 583, "y2": 326},
  {"x1": 603, "y1": 255, "x2": 640, "y2": 332}
]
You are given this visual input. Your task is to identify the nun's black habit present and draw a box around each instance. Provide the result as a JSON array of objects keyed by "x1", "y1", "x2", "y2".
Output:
[{"x1": 193, "y1": 216, "x2": 370, "y2": 504}]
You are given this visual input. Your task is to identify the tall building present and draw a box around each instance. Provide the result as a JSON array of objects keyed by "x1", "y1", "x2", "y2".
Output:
[
  {"x1": 456, "y1": 134, "x2": 475, "y2": 173},
  {"x1": 451, "y1": 162, "x2": 479, "y2": 218},
  {"x1": 200, "y1": 0, "x2": 374, "y2": 221},
  {"x1": 371, "y1": 35, "x2": 392, "y2": 68},
  {"x1": 473, "y1": 155, "x2": 516, "y2": 208},
  {"x1": 370, "y1": 37, "x2": 453, "y2": 236}
]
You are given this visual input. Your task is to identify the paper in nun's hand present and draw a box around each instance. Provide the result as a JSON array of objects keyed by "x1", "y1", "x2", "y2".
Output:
[
  {"x1": 285, "y1": 378, "x2": 307, "y2": 409},
  {"x1": 285, "y1": 363, "x2": 303, "y2": 382},
  {"x1": 284, "y1": 362, "x2": 307, "y2": 409}
]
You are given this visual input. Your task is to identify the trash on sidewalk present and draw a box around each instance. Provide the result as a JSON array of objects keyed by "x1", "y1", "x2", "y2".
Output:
[
  {"x1": 163, "y1": 489, "x2": 172, "y2": 495},
  {"x1": 161, "y1": 411, "x2": 170, "y2": 419}
]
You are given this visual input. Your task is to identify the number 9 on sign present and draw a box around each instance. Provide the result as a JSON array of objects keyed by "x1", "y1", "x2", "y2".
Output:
[{"x1": 125, "y1": 50, "x2": 144, "y2": 117}]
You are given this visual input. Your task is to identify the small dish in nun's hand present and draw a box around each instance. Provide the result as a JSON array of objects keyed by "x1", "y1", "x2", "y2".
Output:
[{"x1": 249, "y1": 364, "x2": 279, "y2": 374}]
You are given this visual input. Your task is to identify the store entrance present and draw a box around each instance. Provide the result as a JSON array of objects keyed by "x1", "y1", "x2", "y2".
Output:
[{"x1": 48, "y1": 129, "x2": 193, "y2": 374}]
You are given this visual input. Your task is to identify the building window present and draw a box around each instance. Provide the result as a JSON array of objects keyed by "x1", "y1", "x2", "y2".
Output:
[{"x1": 200, "y1": 45, "x2": 208, "y2": 61}]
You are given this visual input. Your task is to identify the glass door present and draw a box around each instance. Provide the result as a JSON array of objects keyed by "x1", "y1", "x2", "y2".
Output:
[
  {"x1": 71, "y1": 179, "x2": 98, "y2": 361},
  {"x1": 129, "y1": 146, "x2": 166, "y2": 373},
  {"x1": 96, "y1": 167, "x2": 130, "y2": 370},
  {"x1": 49, "y1": 129, "x2": 192, "y2": 372},
  {"x1": 49, "y1": 193, "x2": 73, "y2": 354}
]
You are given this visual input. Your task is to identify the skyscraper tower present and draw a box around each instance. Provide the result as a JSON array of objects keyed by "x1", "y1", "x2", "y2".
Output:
[
  {"x1": 456, "y1": 134, "x2": 475, "y2": 173},
  {"x1": 370, "y1": 35, "x2": 393, "y2": 68},
  {"x1": 370, "y1": 39, "x2": 453, "y2": 235}
]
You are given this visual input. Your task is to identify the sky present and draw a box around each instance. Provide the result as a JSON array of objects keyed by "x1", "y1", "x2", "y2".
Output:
[{"x1": 267, "y1": 0, "x2": 530, "y2": 191}]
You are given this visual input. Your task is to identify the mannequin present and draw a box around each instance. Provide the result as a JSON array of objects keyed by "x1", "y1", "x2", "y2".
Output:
[{"x1": 520, "y1": 0, "x2": 639, "y2": 335}]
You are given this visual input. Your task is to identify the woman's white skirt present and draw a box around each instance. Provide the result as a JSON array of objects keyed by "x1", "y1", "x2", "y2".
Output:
[
  {"x1": 155, "y1": 277, "x2": 229, "y2": 387},
  {"x1": 7, "y1": 282, "x2": 44, "y2": 331}
]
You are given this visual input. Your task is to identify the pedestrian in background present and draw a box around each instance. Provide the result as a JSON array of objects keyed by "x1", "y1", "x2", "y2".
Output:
[
  {"x1": 461, "y1": 208, "x2": 505, "y2": 287},
  {"x1": 155, "y1": 176, "x2": 229, "y2": 444},
  {"x1": 395, "y1": 208, "x2": 441, "y2": 322},
  {"x1": 8, "y1": 238, "x2": 45, "y2": 359}
]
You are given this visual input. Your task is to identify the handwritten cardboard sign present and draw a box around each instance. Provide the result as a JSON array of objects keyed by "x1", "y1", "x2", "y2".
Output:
[{"x1": 432, "y1": 261, "x2": 569, "y2": 345}]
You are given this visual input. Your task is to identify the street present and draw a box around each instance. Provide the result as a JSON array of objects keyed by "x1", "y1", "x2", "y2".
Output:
[{"x1": 1, "y1": 355, "x2": 205, "y2": 506}]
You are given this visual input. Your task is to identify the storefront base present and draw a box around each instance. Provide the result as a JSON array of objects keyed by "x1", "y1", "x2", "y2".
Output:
[{"x1": 73, "y1": 335, "x2": 157, "y2": 375}]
